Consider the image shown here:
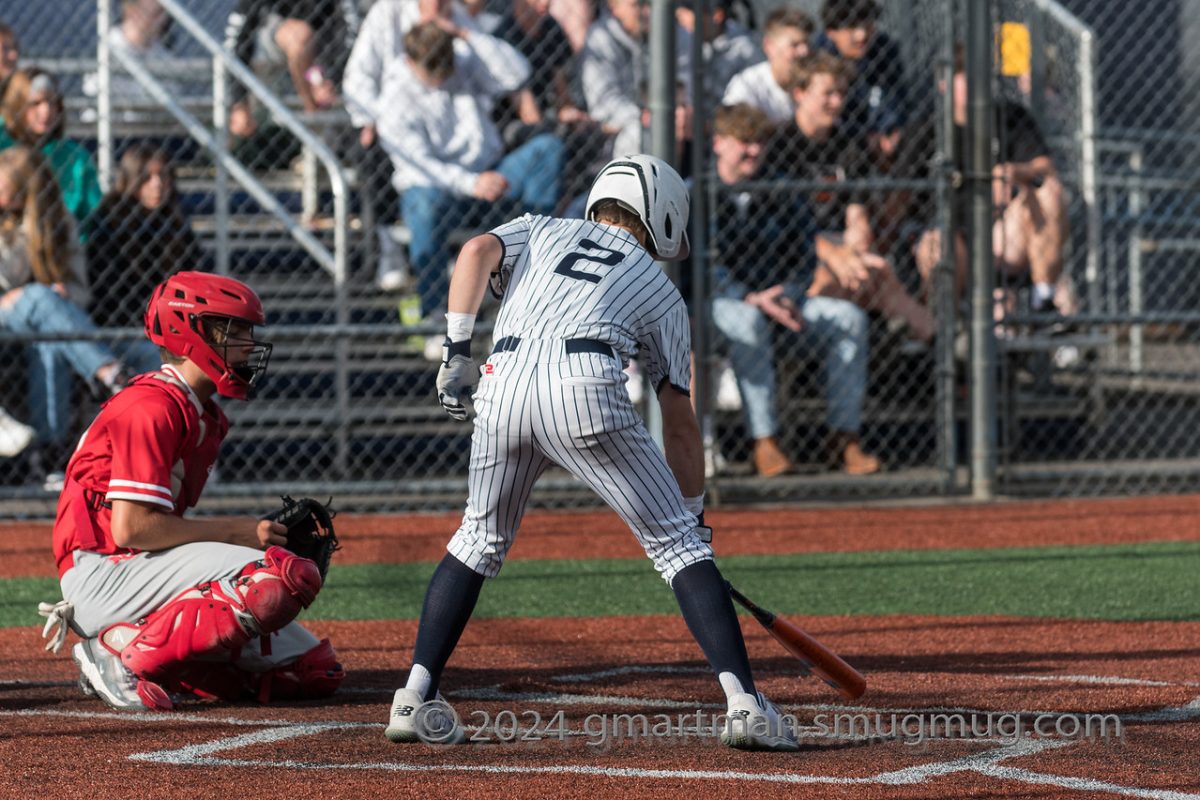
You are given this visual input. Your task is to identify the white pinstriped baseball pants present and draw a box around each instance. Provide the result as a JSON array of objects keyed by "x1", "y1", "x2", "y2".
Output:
[{"x1": 446, "y1": 338, "x2": 713, "y2": 583}]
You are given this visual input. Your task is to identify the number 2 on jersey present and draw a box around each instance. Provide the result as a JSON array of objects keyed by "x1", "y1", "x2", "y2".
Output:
[{"x1": 553, "y1": 239, "x2": 625, "y2": 283}]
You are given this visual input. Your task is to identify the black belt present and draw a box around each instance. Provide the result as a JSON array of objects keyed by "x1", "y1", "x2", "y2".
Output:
[{"x1": 492, "y1": 336, "x2": 614, "y2": 358}]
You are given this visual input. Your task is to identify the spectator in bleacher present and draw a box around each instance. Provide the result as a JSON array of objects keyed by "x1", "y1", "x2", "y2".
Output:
[
  {"x1": 88, "y1": 144, "x2": 203, "y2": 372},
  {"x1": 815, "y1": 0, "x2": 907, "y2": 164},
  {"x1": 492, "y1": 0, "x2": 616, "y2": 213},
  {"x1": 84, "y1": 0, "x2": 185, "y2": 112},
  {"x1": 675, "y1": 0, "x2": 762, "y2": 114},
  {"x1": 547, "y1": 0, "x2": 594, "y2": 53},
  {"x1": 722, "y1": 7, "x2": 813, "y2": 124},
  {"x1": 344, "y1": 0, "x2": 485, "y2": 143},
  {"x1": 376, "y1": 22, "x2": 562, "y2": 342},
  {"x1": 903, "y1": 45, "x2": 1069, "y2": 318},
  {"x1": 770, "y1": 53, "x2": 933, "y2": 343},
  {"x1": 224, "y1": 0, "x2": 362, "y2": 139},
  {"x1": 578, "y1": 0, "x2": 689, "y2": 157},
  {"x1": 0, "y1": 22, "x2": 19, "y2": 99},
  {"x1": 0, "y1": 69, "x2": 103, "y2": 233},
  {"x1": 0, "y1": 147, "x2": 131, "y2": 482},
  {"x1": 492, "y1": 0, "x2": 583, "y2": 126},
  {"x1": 344, "y1": 0, "x2": 512, "y2": 292},
  {"x1": 709, "y1": 104, "x2": 878, "y2": 476}
]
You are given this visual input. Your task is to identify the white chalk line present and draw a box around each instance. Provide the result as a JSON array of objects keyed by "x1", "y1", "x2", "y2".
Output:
[{"x1": 7, "y1": 674, "x2": 1200, "y2": 796}]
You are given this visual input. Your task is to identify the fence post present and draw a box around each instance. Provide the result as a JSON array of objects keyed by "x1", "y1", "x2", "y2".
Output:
[{"x1": 967, "y1": 0, "x2": 997, "y2": 500}]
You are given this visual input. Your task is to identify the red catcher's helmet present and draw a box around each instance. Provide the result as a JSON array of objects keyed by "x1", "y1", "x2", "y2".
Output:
[{"x1": 144, "y1": 271, "x2": 273, "y2": 399}]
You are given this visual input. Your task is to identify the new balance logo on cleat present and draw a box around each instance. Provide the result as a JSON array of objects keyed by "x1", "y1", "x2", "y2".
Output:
[
  {"x1": 385, "y1": 688, "x2": 466, "y2": 744},
  {"x1": 720, "y1": 691, "x2": 800, "y2": 752}
]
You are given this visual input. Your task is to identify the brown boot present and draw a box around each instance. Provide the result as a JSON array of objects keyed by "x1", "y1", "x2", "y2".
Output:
[
  {"x1": 753, "y1": 436, "x2": 794, "y2": 477},
  {"x1": 829, "y1": 431, "x2": 881, "y2": 475}
]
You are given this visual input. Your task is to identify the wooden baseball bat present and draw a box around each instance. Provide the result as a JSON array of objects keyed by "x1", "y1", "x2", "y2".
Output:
[{"x1": 727, "y1": 582, "x2": 866, "y2": 702}]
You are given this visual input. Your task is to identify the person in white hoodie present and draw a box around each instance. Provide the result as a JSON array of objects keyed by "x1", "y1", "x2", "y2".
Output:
[
  {"x1": 372, "y1": 19, "x2": 563, "y2": 324},
  {"x1": 344, "y1": 0, "x2": 487, "y2": 293}
]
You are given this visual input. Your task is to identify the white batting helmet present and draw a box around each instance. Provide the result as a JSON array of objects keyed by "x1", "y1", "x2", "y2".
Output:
[{"x1": 584, "y1": 154, "x2": 691, "y2": 260}]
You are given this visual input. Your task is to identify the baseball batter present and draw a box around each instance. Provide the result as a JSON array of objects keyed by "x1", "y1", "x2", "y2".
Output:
[
  {"x1": 385, "y1": 155, "x2": 798, "y2": 751},
  {"x1": 42, "y1": 272, "x2": 344, "y2": 711}
]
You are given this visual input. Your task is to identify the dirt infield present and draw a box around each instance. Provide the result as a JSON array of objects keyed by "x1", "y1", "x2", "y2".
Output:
[
  {"x1": 2, "y1": 493, "x2": 1197, "y2": 577},
  {"x1": 2, "y1": 614, "x2": 1198, "y2": 799},
  {"x1": 2, "y1": 494, "x2": 1198, "y2": 799}
]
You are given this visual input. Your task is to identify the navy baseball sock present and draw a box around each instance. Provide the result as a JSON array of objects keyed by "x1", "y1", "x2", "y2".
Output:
[
  {"x1": 670, "y1": 559, "x2": 757, "y2": 699},
  {"x1": 410, "y1": 554, "x2": 486, "y2": 700}
]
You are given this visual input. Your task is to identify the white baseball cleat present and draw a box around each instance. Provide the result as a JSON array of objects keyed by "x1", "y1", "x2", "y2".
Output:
[
  {"x1": 72, "y1": 639, "x2": 173, "y2": 712},
  {"x1": 721, "y1": 691, "x2": 800, "y2": 751},
  {"x1": 385, "y1": 688, "x2": 466, "y2": 744}
]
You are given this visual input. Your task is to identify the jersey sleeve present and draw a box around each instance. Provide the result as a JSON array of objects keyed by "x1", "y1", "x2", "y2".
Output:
[
  {"x1": 104, "y1": 396, "x2": 185, "y2": 510},
  {"x1": 638, "y1": 294, "x2": 692, "y2": 396},
  {"x1": 487, "y1": 214, "x2": 536, "y2": 298}
]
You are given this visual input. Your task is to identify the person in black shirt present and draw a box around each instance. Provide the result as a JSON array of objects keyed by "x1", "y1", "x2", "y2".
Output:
[
  {"x1": 769, "y1": 52, "x2": 933, "y2": 342},
  {"x1": 903, "y1": 46, "x2": 1068, "y2": 313},
  {"x1": 710, "y1": 104, "x2": 880, "y2": 476},
  {"x1": 814, "y1": 0, "x2": 908, "y2": 164}
]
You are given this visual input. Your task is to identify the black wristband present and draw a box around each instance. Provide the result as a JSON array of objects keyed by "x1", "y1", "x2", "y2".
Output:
[{"x1": 443, "y1": 338, "x2": 472, "y2": 360}]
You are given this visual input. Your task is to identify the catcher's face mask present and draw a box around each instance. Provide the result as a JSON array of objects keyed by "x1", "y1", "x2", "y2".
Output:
[{"x1": 201, "y1": 315, "x2": 272, "y2": 398}]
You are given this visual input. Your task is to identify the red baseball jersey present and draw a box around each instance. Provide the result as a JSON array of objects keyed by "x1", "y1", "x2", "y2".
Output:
[{"x1": 52, "y1": 366, "x2": 230, "y2": 577}]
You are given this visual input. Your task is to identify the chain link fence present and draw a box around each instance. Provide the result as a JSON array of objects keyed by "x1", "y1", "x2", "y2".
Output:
[{"x1": 0, "y1": 0, "x2": 1196, "y2": 515}]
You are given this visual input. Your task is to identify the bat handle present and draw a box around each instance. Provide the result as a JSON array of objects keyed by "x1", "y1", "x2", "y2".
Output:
[{"x1": 726, "y1": 582, "x2": 776, "y2": 627}]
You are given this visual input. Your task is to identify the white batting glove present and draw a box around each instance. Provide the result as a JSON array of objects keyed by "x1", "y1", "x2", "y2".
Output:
[
  {"x1": 37, "y1": 599, "x2": 75, "y2": 653},
  {"x1": 436, "y1": 337, "x2": 479, "y2": 421}
]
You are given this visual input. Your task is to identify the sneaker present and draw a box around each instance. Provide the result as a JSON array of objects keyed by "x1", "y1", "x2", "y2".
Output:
[
  {"x1": 715, "y1": 361, "x2": 742, "y2": 411},
  {"x1": 385, "y1": 687, "x2": 466, "y2": 744},
  {"x1": 0, "y1": 407, "x2": 34, "y2": 457},
  {"x1": 72, "y1": 639, "x2": 173, "y2": 712},
  {"x1": 721, "y1": 691, "x2": 799, "y2": 752},
  {"x1": 377, "y1": 268, "x2": 410, "y2": 293}
]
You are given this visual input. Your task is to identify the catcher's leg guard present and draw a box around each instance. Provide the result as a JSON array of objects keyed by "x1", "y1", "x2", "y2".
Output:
[
  {"x1": 162, "y1": 639, "x2": 344, "y2": 704},
  {"x1": 101, "y1": 547, "x2": 322, "y2": 684},
  {"x1": 261, "y1": 639, "x2": 345, "y2": 700}
]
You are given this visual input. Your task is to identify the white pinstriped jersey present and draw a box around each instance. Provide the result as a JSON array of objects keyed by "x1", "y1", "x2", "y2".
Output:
[{"x1": 487, "y1": 214, "x2": 692, "y2": 394}]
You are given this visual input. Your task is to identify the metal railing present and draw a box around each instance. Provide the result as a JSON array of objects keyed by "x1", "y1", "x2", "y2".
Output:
[{"x1": 95, "y1": 0, "x2": 355, "y2": 476}]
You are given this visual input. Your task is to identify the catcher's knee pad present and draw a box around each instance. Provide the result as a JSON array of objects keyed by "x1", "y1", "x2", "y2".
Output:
[
  {"x1": 235, "y1": 545, "x2": 322, "y2": 633},
  {"x1": 101, "y1": 547, "x2": 322, "y2": 683},
  {"x1": 262, "y1": 639, "x2": 345, "y2": 700}
]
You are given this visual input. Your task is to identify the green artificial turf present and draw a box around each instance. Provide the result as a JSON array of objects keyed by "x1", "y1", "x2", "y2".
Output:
[{"x1": 3, "y1": 540, "x2": 1197, "y2": 629}]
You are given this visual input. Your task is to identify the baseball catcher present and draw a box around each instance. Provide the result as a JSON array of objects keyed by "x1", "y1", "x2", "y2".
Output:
[{"x1": 42, "y1": 272, "x2": 344, "y2": 711}]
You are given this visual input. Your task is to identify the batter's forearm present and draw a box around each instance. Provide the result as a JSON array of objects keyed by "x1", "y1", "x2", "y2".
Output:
[{"x1": 659, "y1": 388, "x2": 704, "y2": 497}]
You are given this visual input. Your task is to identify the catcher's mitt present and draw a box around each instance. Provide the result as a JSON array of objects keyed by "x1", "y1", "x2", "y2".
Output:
[{"x1": 264, "y1": 496, "x2": 339, "y2": 581}]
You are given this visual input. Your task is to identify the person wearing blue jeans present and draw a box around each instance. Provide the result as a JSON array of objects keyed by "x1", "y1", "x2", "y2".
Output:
[
  {"x1": 712, "y1": 275, "x2": 875, "y2": 475},
  {"x1": 707, "y1": 103, "x2": 880, "y2": 476},
  {"x1": 372, "y1": 20, "x2": 562, "y2": 323},
  {"x1": 402, "y1": 132, "x2": 563, "y2": 317},
  {"x1": 0, "y1": 283, "x2": 126, "y2": 452}
]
